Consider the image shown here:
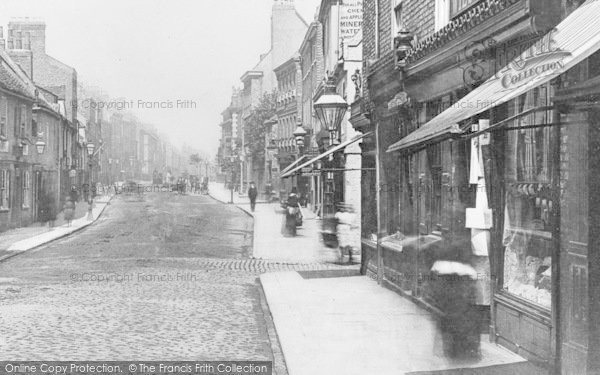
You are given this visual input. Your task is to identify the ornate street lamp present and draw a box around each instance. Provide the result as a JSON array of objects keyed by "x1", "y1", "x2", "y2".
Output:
[
  {"x1": 314, "y1": 76, "x2": 348, "y2": 146},
  {"x1": 293, "y1": 121, "x2": 307, "y2": 150},
  {"x1": 35, "y1": 140, "x2": 46, "y2": 154},
  {"x1": 394, "y1": 24, "x2": 414, "y2": 70}
]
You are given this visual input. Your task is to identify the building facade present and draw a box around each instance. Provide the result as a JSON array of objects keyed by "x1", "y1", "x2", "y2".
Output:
[
  {"x1": 220, "y1": 0, "x2": 309, "y2": 196},
  {"x1": 273, "y1": 55, "x2": 303, "y2": 198},
  {"x1": 356, "y1": 0, "x2": 599, "y2": 373}
]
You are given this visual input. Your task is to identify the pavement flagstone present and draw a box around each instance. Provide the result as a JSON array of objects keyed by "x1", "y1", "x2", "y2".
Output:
[
  {"x1": 260, "y1": 271, "x2": 545, "y2": 375},
  {"x1": 209, "y1": 182, "x2": 344, "y2": 264},
  {"x1": 0, "y1": 194, "x2": 114, "y2": 261}
]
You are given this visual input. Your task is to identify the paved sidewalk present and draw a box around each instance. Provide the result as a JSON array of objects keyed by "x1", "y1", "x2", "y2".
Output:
[
  {"x1": 208, "y1": 183, "x2": 344, "y2": 264},
  {"x1": 260, "y1": 272, "x2": 542, "y2": 375},
  {"x1": 0, "y1": 194, "x2": 113, "y2": 261}
]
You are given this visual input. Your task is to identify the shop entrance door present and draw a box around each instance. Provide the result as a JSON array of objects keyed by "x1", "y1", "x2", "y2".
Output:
[{"x1": 559, "y1": 110, "x2": 590, "y2": 375}]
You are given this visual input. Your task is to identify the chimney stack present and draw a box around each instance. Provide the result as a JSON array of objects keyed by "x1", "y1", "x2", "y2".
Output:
[{"x1": 8, "y1": 20, "x2": 46, "y2": 53}]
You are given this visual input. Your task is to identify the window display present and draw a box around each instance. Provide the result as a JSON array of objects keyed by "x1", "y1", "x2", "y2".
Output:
[{"x1": 502, "y1": 85, "x2": 554, "y2": 309}]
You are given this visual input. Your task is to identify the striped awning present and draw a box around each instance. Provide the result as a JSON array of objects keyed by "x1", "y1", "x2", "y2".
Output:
[
  {"x1": 388, "y1": 0, "x2": 600, "y2": 153},
  {"x1": 281, "y1": 132, "x2": 371, "y2": 178},
  {"x1": 280, "y1": 155, "x2": 308, "y2": 175}
]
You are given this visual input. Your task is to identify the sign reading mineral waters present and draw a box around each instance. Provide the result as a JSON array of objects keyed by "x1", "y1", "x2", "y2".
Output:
[{"x1": 340, "y1": 1, "x2": 363, "y2": 39}]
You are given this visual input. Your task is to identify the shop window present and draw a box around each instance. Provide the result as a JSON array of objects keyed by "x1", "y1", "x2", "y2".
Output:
[
  {"x1": 428, "y1": 143, "x2": 443, "y2": 231},
  {"x1": 0, "y1": 170, "x2": 10, "y2": 210},
  {"x1": 588, "y1": 49, "x2": 600, "y2": 79},
  {"x1": 502, "y1": 84, "x2": 554, "y2": 309}
]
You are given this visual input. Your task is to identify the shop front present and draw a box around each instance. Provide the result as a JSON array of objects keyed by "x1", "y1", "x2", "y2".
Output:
[{"x1": 385, "y1": 2, "x2": 600, "y2": 372}]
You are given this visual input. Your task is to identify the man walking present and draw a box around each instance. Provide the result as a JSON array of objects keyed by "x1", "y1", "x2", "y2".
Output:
[{"x1": 248, "y1": 181, "x2": 258, "y2": 212}]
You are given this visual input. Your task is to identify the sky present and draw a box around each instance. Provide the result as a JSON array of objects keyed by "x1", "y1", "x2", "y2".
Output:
[{"x1": 0, "y1": 0, "x2": 321, "y2": 156}]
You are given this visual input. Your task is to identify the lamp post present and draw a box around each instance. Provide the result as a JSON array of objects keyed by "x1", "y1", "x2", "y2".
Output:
[
  {"x1": 86, "y1": 142, "x2": 95, "y2": 220},
  {"x1": 314, "y1": 76, "x2": 348, "y2": 146},
  {"x1": 293, "y1": 120, "x2": 307, "y2": 153},
  {"x1": 393, "y1": 24, "x2": 414, "y2": 71},
  {"x1": 313, "y1": 76, "x2": 348, "y2": 217}
]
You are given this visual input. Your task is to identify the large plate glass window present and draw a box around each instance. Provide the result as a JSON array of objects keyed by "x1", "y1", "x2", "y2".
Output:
[{"x1": 502, "y1": 83, "x2": 554, "y2": 309}]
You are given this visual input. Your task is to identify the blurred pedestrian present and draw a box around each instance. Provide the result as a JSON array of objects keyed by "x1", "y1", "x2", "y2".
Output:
[
  {"x1": 430, "y1": 239, "x2": 481, "y2": 359},
  {"x1": 63, "y1": 196, "x2": 75, "y2": 227},
  {"x1": 248, "y1": 181, "x2": 258, "y2": 212},
  {"x1": 335, "y1": 204, "x2": 358, "y2": 263},
  {"x1": 39, "y1": 191, "x2": 57, "y2": 229}
]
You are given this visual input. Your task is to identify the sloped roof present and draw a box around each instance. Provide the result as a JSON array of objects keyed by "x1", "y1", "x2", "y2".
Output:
[{"x1": 0, "y1": 49, "x2": 36, "y2": 100}]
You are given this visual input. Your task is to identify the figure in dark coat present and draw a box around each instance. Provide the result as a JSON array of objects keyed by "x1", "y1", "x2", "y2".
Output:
[
  {"x1": 248, "y1": 182, "x2": 258, "y2": 212},
  {"x1": 282, "y1": 187, "x2": 299, "y2": 237},
  {"x1": 429, "y1": 239, "x2": 481, "y2": 359},
  {"x1": 39, "y1": 192, "x2": 57, "y2": 228}
]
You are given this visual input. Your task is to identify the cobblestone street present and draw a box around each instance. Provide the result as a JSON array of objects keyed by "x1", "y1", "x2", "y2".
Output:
[{"x1": 0, "y1": 192, "x2": 339, "y2": 361}]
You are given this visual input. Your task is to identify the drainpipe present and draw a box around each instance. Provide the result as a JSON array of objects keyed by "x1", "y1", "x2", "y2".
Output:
[{"x1": 376, "y1": 120, "x2": 383, "y2": 285}]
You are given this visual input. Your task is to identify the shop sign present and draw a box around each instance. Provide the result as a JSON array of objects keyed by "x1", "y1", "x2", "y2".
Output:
[
  {"x1": 340, "y1": 1, "x2": 362, "y2": 39},
  {"x1": 496, "y1": 29, "x2": 572, "y2": 90},
  {"x1": 387, "y1": 92, "x2": 410, "y2": 110}
]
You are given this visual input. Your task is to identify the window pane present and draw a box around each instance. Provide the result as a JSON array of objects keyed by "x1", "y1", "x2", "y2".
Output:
[{"x1": 502, "y1": 87, "x2": 553, "y2": 309}]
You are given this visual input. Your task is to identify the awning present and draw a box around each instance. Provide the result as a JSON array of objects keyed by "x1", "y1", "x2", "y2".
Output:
[
  {"x1": 387, "y1": 0, "x2": 600, "y2": 153},
  {"x1": 280, "y1": 155, "x2": 308, "y2": 175},
  {"x1": 281, "y1": 132, "x2": 371, "y2": 178}
]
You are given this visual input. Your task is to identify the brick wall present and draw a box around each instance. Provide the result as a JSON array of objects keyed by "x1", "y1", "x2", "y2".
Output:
[
  {"x1": 365, "y1": 0, "x2": 436, "y2": 64},
  {"x1": 403, "y1": 0, "x2": 435, "y2": 45},
  {"x1": 377, "y1": 0, "x2": 393, "y2": 55}
]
